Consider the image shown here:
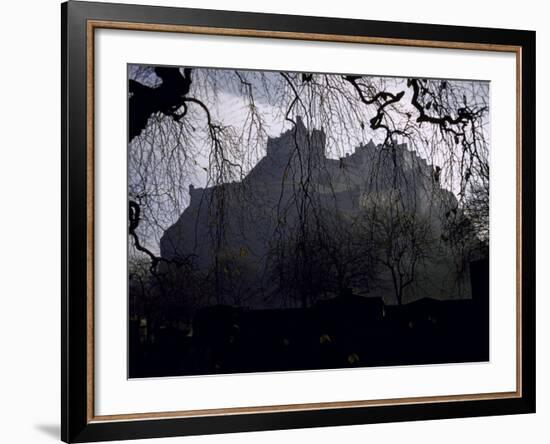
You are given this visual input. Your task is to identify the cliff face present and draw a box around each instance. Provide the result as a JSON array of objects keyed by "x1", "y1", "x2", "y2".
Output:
[{"x1": 160, "y1": 117, "x2": 479, "y2": 307}]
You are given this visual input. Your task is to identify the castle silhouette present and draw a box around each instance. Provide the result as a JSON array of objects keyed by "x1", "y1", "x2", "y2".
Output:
[{"x1": 160, "y1": 116, "x2": 482, "y2": 308}]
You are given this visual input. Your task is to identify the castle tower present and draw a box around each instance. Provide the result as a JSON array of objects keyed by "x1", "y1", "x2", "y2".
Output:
[{"x1": 266, "y1": 116, "x2": 326, "y2": 164}]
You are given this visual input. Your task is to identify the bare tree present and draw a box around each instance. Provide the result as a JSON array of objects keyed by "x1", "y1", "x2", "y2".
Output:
[
  {"x1": 127, "y1": 65, "x2": 489, "y2": 311},
  {"x1": 363, "y1": 200, "x2": 433, "y2": 305}
]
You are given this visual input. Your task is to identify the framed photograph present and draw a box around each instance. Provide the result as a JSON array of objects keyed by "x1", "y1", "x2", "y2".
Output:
[{"x1": 61, "y1": 1, "x2": 535, "y2": 442}]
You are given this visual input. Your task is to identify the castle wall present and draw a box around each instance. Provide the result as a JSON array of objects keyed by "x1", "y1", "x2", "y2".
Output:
[{"x1": 160, "y1": 120, "x2": 480, "y2": 308}]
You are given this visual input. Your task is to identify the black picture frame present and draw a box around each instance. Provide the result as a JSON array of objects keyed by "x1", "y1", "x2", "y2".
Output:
[{"x1": 61, "y1": 1, "x2": 536, "y2": 442}]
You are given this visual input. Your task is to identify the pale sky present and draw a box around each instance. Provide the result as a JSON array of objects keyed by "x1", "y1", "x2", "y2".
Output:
[{"x1": 128, "y1": 65, "x2": 490, "y2": 255}]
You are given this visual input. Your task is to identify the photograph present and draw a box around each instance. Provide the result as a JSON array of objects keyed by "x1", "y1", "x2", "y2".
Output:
[
  {"x1": 58, "y1": 0, "x2": 538, "y2": 442},
  {"x1": 0, "y1": 0, "x2": 542, "y2": 443},
  {"x1": 127, "y1": 65, "x2": 490, "y2": 378}
]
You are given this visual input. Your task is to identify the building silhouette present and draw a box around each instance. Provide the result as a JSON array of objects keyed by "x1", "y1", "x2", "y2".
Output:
[{"x1": 160, "y1": 117, "x2": 483, "y2": 307}]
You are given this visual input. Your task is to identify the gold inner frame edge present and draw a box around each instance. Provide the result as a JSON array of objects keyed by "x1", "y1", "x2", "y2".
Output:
[{"x1": 85, "y1": 19, "x2": 523, "y2": 423}]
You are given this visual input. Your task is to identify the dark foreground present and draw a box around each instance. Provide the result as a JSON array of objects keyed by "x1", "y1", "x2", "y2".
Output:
[{"x1": 129, "y1": 290, "x2": 488, "y2": 378}]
